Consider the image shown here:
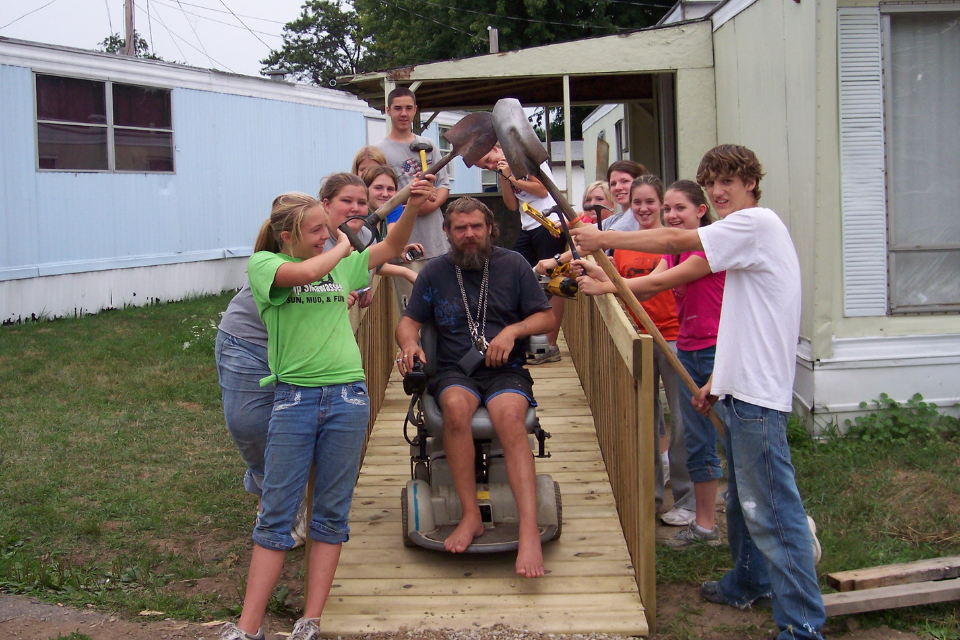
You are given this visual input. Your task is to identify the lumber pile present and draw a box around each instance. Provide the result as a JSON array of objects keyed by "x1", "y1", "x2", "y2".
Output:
[{"x1": 823, "y1": 556, "x2": 960, "y2": 617}]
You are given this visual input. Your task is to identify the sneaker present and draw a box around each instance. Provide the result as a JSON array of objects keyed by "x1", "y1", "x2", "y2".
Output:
[
  {"x1": 808, "y1": 515, "x2": 822, "y2": 566},
  {"x1": 662, "y1": 522, "x2": 722, "y2": 549},
  {"x1": 700, "y1": 581, "x2": 771, "y2": 610},
  {"x1": 529, "y1": 344, "x2": 561, "y2": 365},
  {"x1": 291, "y1": 500, "x2": 309, "y2": 549},
  {"x1": 660, "y1": 507, "x2": 696, "y2": 527},
  {"x1": 219, "y1": 622, "x2": 264, "y2": 640},
  {"x1": 289, "y1": 617, "x2": 321, "y2": 640}
]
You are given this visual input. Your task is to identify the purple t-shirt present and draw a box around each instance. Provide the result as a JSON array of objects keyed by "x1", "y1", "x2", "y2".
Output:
[{"x1": 664, "y1": 251, "x2": 725, "y2": 352}]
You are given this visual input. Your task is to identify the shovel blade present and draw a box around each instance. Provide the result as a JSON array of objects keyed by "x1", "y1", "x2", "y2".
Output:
[
  {"x1": 492, "y1": 98, "x2": 549, "y2": 180},
  {"x1": 442, "y1": 111, "x2": 498, "y2": 168}
]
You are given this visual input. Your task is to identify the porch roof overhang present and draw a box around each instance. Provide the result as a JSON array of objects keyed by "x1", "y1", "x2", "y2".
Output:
[{"x1": 339, "y1": 20, "x2": 713, "y2": 111}]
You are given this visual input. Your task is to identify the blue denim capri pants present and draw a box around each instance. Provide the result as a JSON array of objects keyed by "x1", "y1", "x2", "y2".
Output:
[
  {"x1": 215, "y1": 329, "x2": 272, "y2": 496},
  {"x1": 253, "y1": 381, "x2": 370, "y2": 550}
]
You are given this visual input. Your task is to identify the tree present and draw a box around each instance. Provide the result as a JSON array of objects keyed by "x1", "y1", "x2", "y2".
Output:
[
  {"x1": 531, "y1": 105, "x2": 597, "y2": 142},
  {"x1": 261, "y1": 0, "x2": 372, "y2": 86},
  {"x1": 97, "y1": 32, "x2": 163, "y2": 60},
  {"x1": 351, "y1": 0, "x2": 666, "y2": 69}
]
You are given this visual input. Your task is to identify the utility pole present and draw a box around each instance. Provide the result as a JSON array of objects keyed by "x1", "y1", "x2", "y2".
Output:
[{"x1": 124, "y1": 0, "x2": 136, "y2": 56}]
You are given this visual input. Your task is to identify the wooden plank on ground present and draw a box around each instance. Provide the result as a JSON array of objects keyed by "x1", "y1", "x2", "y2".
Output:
[
  {"x1": 823, "y1": 578, "x2": 960, "y2": 617},
  {"x1": 826, "y1": 556, "x2": 960, "y2": 592}
]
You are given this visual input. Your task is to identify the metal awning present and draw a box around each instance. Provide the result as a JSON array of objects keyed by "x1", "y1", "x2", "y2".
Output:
[{"x1": 338, "y1": 20, "x2": 712, "y2": 112}]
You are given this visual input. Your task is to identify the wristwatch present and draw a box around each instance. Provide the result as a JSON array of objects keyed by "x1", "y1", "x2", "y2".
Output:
[{"x1": 553, "y1": 253, "x2": 563, "y2": 268}]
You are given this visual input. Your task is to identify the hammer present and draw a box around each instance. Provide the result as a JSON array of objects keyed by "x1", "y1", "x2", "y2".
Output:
[{"x1": 410, "y1": 140, "x2": 433, "y2": 173}]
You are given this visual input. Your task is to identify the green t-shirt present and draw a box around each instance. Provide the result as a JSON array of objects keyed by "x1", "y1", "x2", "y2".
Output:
[{"x1": 247, "y1": 249, "x2": 371, "y2": 388}]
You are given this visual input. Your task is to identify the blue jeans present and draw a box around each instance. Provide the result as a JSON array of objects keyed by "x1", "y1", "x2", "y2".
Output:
[
  {"x1": 717, "y1": 396, "x2": 825, "y2": 640},
  {"x1": 253, "y1": 381, "x2": 370, "y2": 550},
  {"x1": 215, "y1": 330, "x2": 272, "y2": 496},
  {"x1": 677, "y1": 347, "x2": 723, "y2": 484}
]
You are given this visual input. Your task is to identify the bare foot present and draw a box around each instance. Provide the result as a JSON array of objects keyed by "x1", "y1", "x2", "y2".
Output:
[
  {"x1": 444, "y1": 513, "x2": 484, "y2": 553},
  {"x1": 516, "y1": 526, "x2": 544, "y2": 577}
]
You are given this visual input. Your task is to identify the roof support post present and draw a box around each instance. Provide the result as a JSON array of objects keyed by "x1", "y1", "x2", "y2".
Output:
[
  {"x1": 383, "y1": 78, "x2": 396, "y2": 134},
  {"x1": 563, "y1": 75, "x2": 573, "y2": 201}
]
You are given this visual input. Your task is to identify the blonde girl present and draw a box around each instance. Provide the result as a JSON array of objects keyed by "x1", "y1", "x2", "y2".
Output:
[{"x1": 221, "y1": 172, "x2": 433, "y2": 640}]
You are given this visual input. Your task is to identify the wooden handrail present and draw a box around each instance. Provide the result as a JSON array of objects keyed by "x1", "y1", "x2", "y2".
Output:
[{"x1": 562, "y1": 291, "x2": 657, "y2": 634}]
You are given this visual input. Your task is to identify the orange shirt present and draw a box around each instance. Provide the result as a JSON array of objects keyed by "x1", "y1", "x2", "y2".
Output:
[{"x1": 613, "y1": 249, "x2": 680, "y2": 341}]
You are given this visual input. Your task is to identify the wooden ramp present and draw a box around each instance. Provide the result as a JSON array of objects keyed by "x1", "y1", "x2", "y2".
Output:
[{"x1": 321, "y1": 339, "x2": 648, "y2": 636}]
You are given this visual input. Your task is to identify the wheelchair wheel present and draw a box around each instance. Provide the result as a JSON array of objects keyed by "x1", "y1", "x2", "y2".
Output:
[
  {"x1": 400, "y1": 487, "x2": 415, "y2": 548},
  {"x1": 553, "y1": 481, "x2": 563, "y2": 540}
]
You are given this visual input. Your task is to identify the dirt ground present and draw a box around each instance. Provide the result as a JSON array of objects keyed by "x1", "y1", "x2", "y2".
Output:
[{"x1": 0, "y1": 588, "x2": 924, "y2": 640}]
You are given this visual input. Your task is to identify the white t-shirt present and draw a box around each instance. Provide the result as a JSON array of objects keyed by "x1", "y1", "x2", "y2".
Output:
[
  {"x1": 698, "y1": 207, "x2": 801, "y2": 412},
  {"x1": 512, "y1": 162, "x2": 560, "y2": 231}
]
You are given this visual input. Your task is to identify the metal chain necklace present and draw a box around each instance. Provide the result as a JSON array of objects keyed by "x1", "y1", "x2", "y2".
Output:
[{"x1": 455, "y1": 260, "x2": 490, "y2": 352}]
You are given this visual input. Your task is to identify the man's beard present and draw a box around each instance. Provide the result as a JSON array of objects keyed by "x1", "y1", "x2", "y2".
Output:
[{"x1": 449, "y1": 237, "x2": 494, "y2": 270}]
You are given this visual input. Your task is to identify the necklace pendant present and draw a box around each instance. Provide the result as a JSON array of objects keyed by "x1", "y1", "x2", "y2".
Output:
[{"x1": 475, "y1": 337, "x2": 489, "y2": 352}]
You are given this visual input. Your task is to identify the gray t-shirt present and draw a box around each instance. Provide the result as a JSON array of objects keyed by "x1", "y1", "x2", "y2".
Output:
[
  {"x1": 218, "y1": 283, "x2": 268, "y2": 348},
  {"x1": 376, "y1": 135, "x2": 451, "y2": 260}
]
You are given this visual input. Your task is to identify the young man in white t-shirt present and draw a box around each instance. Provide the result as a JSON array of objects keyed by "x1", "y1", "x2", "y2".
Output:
[{"x1": 569, "y1": 145, "x2": 825, "y2": 640}]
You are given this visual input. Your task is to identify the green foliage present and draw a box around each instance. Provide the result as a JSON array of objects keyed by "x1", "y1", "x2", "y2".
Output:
[
  {"x1": 54, "y1": 634, "x2": 94, "y2": 640},
  {"x1": 845, "y1": 393, "x2": 960, "y2": 445},
  {"x1": 529, "y1": 105, "x2": 597, "y2": 142},
  {"x1": 264, "y1": 0, "x2": 669, "y2": 85},
  {"x1": 261, "y1": 0, "x2": 371, "y2": 86},
  {"x1": 97, "y1": 32, "x2": 163, "y2": 60}
]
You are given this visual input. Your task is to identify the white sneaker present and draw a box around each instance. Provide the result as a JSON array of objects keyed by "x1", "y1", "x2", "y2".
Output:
[
  {"x1": 807, "y1": 515, "x2": 822, "y2": 565},
  {"x1": 289, "y1": 617, "x2": 321, "y2": 640},
  {"x1": 220, "y1": 622, "x2": 264, "y2": 640},
  {"x1": 660, "y1": 507, "x2": 696, "y2": 527}
]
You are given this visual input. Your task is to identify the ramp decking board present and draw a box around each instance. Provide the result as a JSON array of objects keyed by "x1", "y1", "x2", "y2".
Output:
[{"x1": 323, "y1": 340, "x2": 649, "y2": 636}]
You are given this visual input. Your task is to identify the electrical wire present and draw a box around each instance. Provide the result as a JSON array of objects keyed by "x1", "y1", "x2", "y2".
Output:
[
  {"x1": 104, "y1": 0, "x2": 114, "y2": 35},
  {"x1": 173, "y1": 0, "x2": 218, "y2": 68},
  {"x1": 0, "y1": 0, "x2": 63, "y2": 31},
  {"x1": 137, "y1": 3, "x2": 188, "y2": 63},
  {"x1": 150, "y1": 0, "x2": 279, "y2": 38},
  {"x1": 401, "y1": 0, "x2": 628, "y2": 32},
  {"x1": 160, "y1": 0, "x2": 286, "y2": 25},
  {"x1": 378, "y1": 0, "x2": 473, "y2": 35},
  {"x1": 217, "y1": 0, "x2": 271, "y2": 49},
  {"x1": 147, "y1": 0, "x2": 155, "y2": 52},
  {"x1": 138, "y1": 2, "x2": 236, "y2": 72}
]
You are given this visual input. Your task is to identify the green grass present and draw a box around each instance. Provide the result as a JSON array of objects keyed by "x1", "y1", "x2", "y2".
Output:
[
  {"x1": 3, "y1": 295, "x2": 960, "y2": 636},
  {"x1": 0, "y1": 292, "x2": 263, "y2": 620},
  {"x1": 656, "y1": 413, "x2": 960, "y2": 638}
]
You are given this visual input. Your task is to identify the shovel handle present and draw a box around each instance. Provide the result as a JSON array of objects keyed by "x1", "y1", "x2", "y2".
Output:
[
  {"x1": 370, "y1": 152, "x2": 458, "y2": 221},
  {"x1": 537, "y1": 177, "x2": 726, "y2": 438}
]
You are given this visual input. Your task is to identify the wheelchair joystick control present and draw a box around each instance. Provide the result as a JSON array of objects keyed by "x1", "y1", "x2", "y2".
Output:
[{"x1": 403, "y1": 355, "x2": 428, "y2": 396}]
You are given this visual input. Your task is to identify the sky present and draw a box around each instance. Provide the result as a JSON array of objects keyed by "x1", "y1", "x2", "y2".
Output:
[{"x1": 0, "y1": 0, "x2": 307, "y2": 77}]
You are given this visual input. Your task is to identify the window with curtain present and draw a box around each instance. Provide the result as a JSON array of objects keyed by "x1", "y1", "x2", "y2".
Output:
[
  {"x1": 35, "y1": 74, "x2": 174, "y2": 173},
  {"x1": 884, "y1": 8, "x2": 960, "y2": 312}
]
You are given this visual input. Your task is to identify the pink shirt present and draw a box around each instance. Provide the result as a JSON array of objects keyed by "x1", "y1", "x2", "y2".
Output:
[{"x1": 663, "y1": 251, "x2": 725, "y2": 351}]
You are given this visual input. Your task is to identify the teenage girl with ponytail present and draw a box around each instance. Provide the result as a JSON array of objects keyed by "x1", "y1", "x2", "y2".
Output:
[{"x1": 220, "y1": 172, "x2": 433, "y2": 640}]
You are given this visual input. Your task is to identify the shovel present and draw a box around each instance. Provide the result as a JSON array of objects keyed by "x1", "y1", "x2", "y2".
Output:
[
  {"x1": 492, "y1": 98, "x2": 725, "y2": 437},
  {"x1": 339, "y1": 111, "x2": 498, "y2": 251}
]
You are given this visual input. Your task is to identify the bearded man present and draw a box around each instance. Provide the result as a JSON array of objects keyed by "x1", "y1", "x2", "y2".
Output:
[{"x1": 395, "y1": 197, "x2": 556, "y2": 578}]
